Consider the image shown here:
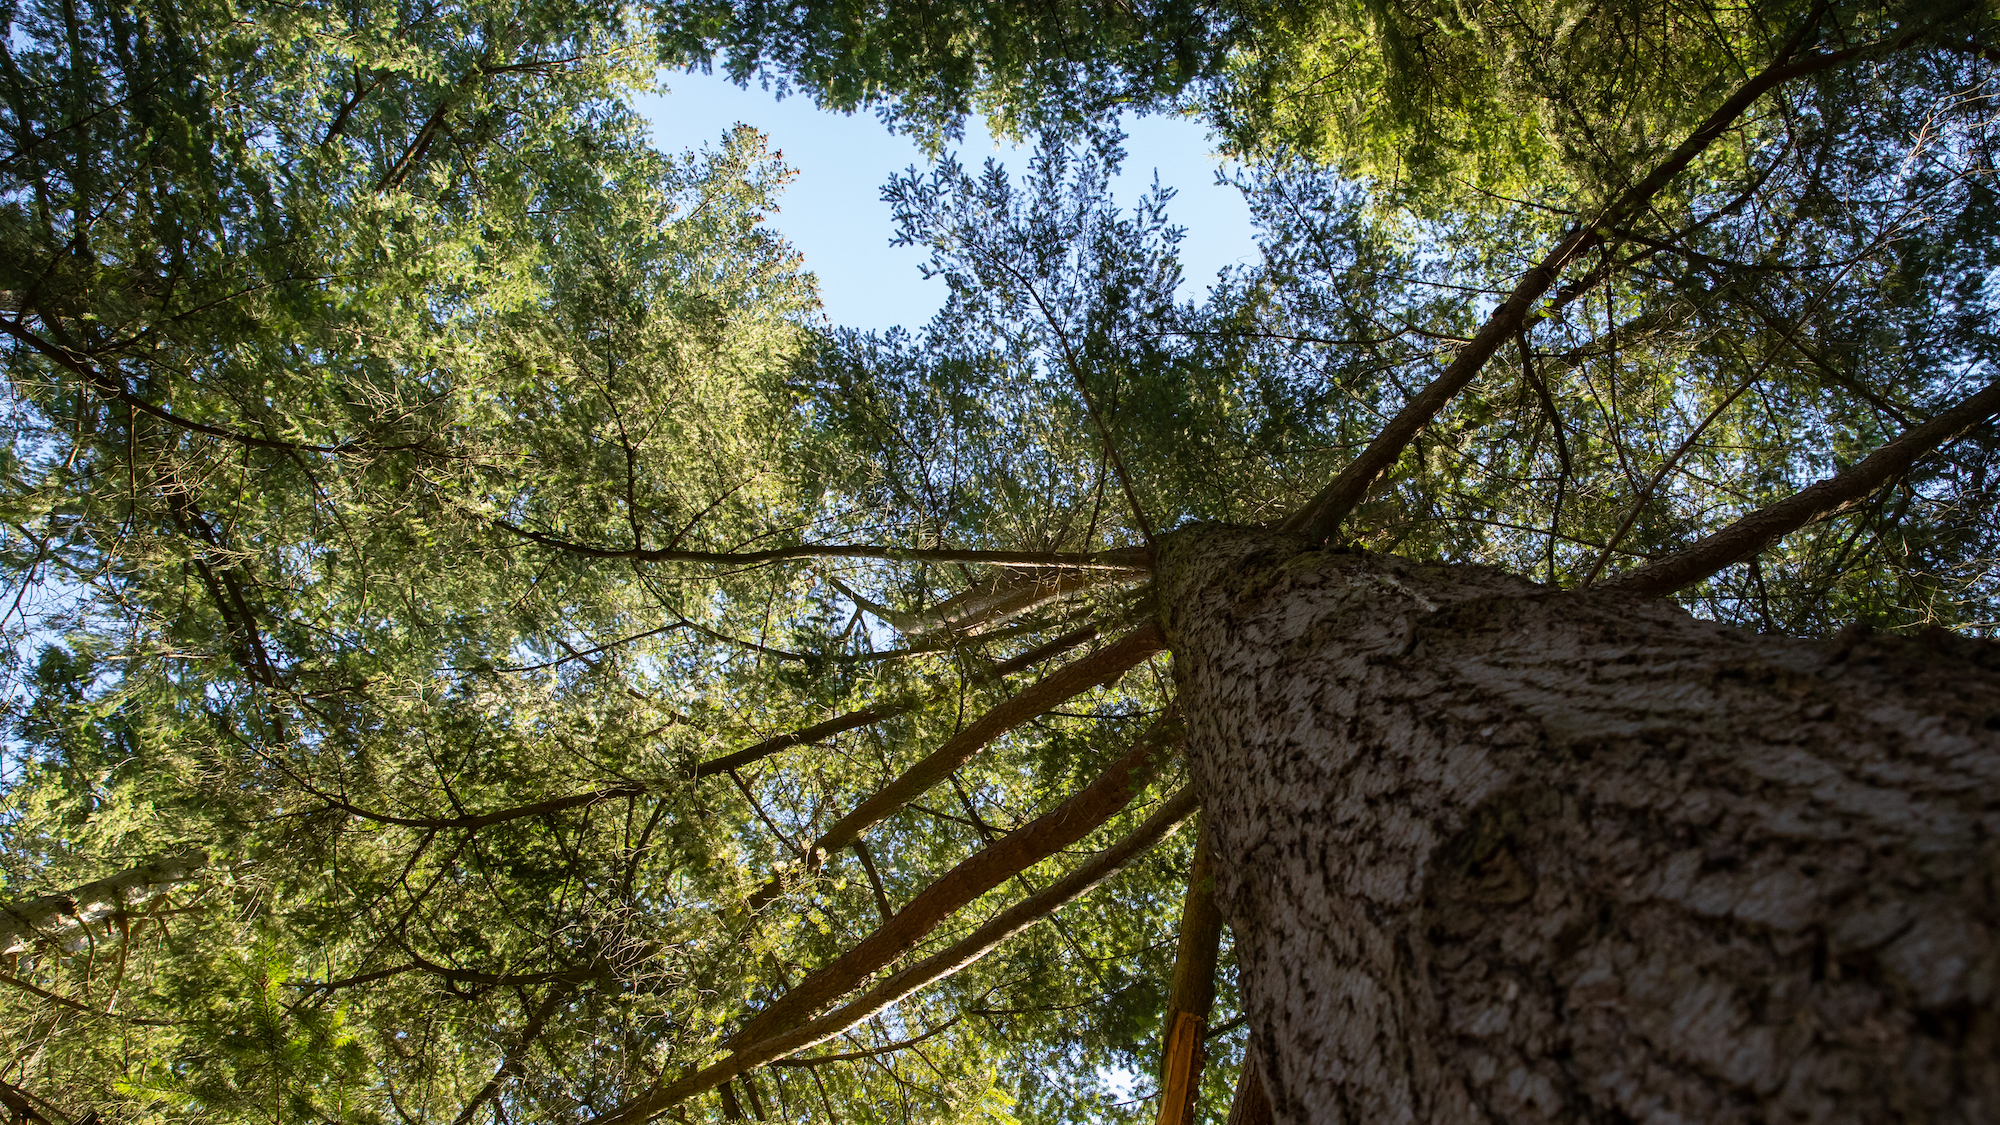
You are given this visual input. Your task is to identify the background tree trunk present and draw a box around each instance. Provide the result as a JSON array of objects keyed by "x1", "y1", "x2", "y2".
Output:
[
  {"x1": 1158, "y1": 526, "x2": 2000, "y2": 1125},
  {"x1": 0, "y1": 853, "x2": 206, "y2": 955}
]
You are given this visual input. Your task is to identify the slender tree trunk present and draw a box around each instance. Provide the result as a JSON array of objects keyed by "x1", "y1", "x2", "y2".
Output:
[
  {"x1": 1158, "y1": 526, "x2": 2000, "y2": 1124},
  {"x1": 0, "y1": 853, "x2": 206, "y2": 955}
]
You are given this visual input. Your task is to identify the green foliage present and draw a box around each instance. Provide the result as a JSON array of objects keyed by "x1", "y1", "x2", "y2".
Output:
[
  {"x1": 4, "y1": 1, "x2": 2000, "y2": 1124},
  {"x1": 655, "y1": 0, "x2": 1237, "y2": 144},
  {"x1": 1211, "y1": 0, "x2": 1795, "y2": 200}
]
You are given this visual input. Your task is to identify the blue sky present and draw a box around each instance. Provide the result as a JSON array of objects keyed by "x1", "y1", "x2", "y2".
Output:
[{"x1": 634, "y1": 70, "x2": 1260, "y2": 333}]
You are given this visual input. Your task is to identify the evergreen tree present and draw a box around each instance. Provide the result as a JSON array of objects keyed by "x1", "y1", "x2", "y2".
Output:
[{"x1": 2, "y1": 0, "x2": 1999, "y2": 1123}]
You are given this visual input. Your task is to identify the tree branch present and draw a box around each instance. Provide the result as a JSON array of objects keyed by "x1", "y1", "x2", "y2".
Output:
[
  {"x1": 298, "y1": 779, "x2": 649, "y2": 832},
  {"x1": 0, "y1": 316, "x2": 421, "y2": 455},
  {"x1": 852, "y1": 840, "x2": 896, "y2": 922},
  {"x1": 1598, "y1": 373, "x2": 2000, "y2": 598},
  {"x1": 485, "y1": 517, "x2": 1150, "y2": 571},
  {"x1": 745, "y1": 621, "x2": 1166, "y2": 910},
  {"x1": 732, "y1": 711, "x2": 1183, "y2": 1047},
  {"x1": 589, "y1": 785, "x2": 1199, "y2": 1124},
  {"x1": 704, "y1": 619, "x2": 1107, "y2": 776},
  {"x1": 0, "y1": 971, "x2": 175, "y2": 1026},
  {"x1": 1279, "y1": 28, "x2": 1907, "y2": 544},
  {"x1": 0, "y1": 853, "x2": 206, "y2": 956},
  {"x1": 765, "y1": 1016, "x2": 961, "y2": 1066},
  {"x1": 1154, "y1": 822, "x2": 1222, "y2": 1125},
  {"x1": 448, "y1": 986, "x2": 572, "y2": 1125},
  {"x1": 301, "y1": 622, "x2": 1111, "y2": 836}
]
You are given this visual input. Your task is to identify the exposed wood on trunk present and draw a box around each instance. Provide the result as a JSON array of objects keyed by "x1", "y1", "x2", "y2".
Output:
[
  {"x1": 1, "y1": 854, "x2": 206, "y2": 956},
  {"x1": 1280, "y1": 29, "x2": 1906, "y2": 545},
  {"x1": 589, "y1": 786, "x2": 1199, "y2": 1125},
  {"x1": 1600, "y1": 373, "x2": 2000, "y2": 597},
  {"x1": 746, "y1": 621, "x2": 1166, "y2": 910},
  {"x1": 1160, "y1": 525, "x2": 2000, "y2": 1124},
  {"x1": 1154, "y1": 823, "x2": 1223, "y2": 1125}
]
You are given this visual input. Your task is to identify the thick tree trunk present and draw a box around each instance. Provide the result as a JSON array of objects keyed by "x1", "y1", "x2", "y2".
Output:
[{"x1": 1158, "y1": 526, "x2": 2000, "y2": 1124}]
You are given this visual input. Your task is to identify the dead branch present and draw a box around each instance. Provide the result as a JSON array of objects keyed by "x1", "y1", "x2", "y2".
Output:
[
  {"x1": 589, "y1": 785, "x2": 1199, "y2": 1124},
  {"x1": 745, "y1": 621, "x2": 1166, "y2": 910}
]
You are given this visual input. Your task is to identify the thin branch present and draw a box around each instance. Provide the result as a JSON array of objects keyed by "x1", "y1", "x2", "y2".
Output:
[
  {"x1": 0, "y1": 971, "x2": 174, "y2": 1026},
  {"x1": 1734, "y1": 294, "x2": 1915, "y2": 424},
  {"x1": 732, "y1": 711, "x2": 1183, "y2": 1047},
  {"x1": 766, "y1": 1016, "x2": 962, "y2": 1067},
  {"x1": 1575, "y1": 372, "x2": 1760, "y2": 587},
  {"x1": 485, "y1": 518, "x2": 1149, "y2": 571},
  {"x1": 1279, "y1": 27, "x2": 1909, "y2": 544},
  {"x1": 1518, "y1": 330, "x2": 1571, "y2": 584},
  {"x1": 297, "y1": 964, "x2": 426, "y2": 993},
  {"x1": 700, "y1": 620, "x2": 1106, "y2": 777},
  {"x1": 301, "y1": 621, "x2": 1108, "y2": 835},
  {"x1": 449, "y1": 986, "x2": 572, "y2": 1125},
  {"x1": 588, "y1": 786, "x2": 1199, "y2": 1124},
  {"x1": 0, "y1": 317, "x2": 403, "y2": 455},
  {"x1": 321, "y1": 67, "x2": 381, "y2": 146},
  {"x1": 1601, "y1": 373, "x2": 2000, "y2": 597},
  {"x1": 977, "y1": 250, "x2": 1158, "y2": 547},
  {"x1": 745, "y1": 621, "x2": 1167, "y2": 911},
  {"x1": 295, "y1": 778, "x2": 648, "y2": 833},
  {"x1": 852, "y1": 841, "x2": 895, "y2": 923},
  {"x1": 482, "y1": 624, "x2": 680, "y2": 673},
  {"x1": 377, "y1": 89, "x2": 461, "y2": 191},
  {"x1": 300, "y1": 953, "x2": 599, "y2": 994},
  {"x1": 729, "y1": 769, "x2": 808, "y2": 862}
]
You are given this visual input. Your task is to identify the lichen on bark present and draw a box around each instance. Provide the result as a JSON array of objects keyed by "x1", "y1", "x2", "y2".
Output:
[{"x1": 1157, "y1": 524, "x2": 2000, "y2": 1124}]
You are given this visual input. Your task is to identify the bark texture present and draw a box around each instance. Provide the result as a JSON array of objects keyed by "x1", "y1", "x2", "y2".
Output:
[
  {"x1": 1158, "y1": 525, "x2": 2000, "y2": 1125},
  {"x1": 0, "y1": 852, "x2": 206, "y2": 955}
]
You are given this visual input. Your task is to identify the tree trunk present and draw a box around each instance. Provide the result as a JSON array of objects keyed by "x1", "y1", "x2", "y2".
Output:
[
  {"x1": 1158, "y1": 526, "x2": 2000, "y2": 1124},
  {"x1": 0, "y1": 852, "x2": 206, "y2": 955}
]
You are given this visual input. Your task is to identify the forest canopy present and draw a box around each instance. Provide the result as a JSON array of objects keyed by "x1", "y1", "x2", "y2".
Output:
[{"x1": 2, "y1": 0, "x2": 1998, "y2": 1122}]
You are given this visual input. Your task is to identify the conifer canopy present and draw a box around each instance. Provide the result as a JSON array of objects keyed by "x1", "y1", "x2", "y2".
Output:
[{"x1": 2, "y1": 1, "x2": 1996, "y2": 1121}]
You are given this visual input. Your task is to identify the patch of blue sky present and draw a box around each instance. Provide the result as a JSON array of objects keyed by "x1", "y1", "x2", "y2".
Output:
[{"x1": 635, "y1": 70, "x2": 1260, "y2": 334}]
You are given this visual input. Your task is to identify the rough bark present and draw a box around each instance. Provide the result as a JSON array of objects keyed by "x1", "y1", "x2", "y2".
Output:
[
  {"x1": 1227, "y1": 1053, "x2": 1276, "y2": 1125},
  {"x1": 1159, "y1": 525, "x2": 2000, "y2": 1125}
]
